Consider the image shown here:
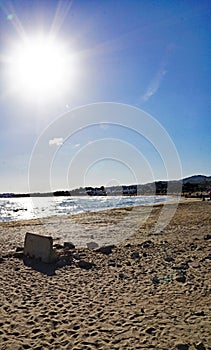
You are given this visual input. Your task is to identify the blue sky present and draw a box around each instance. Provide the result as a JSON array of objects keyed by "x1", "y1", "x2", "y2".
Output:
[{"x1": 0, "y1": 0, "x2": 210, "y2": 192}]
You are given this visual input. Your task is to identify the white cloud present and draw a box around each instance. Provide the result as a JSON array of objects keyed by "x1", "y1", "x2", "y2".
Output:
[
  {"x1": 142, "y1": 67, "x2": 167, "y2": 102},
  {"x1": 49, "y1": 137, "x2": 63, "y2": 146}
]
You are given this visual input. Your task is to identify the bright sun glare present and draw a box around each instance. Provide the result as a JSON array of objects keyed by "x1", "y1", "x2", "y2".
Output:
[{"x1": 9, "y1": 35, "x2": 75, "y2": 101}]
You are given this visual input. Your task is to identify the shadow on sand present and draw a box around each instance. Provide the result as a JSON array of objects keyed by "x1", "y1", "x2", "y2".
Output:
[{"x1": 23, "y1": 256, "x2": 58, "y2": 276}]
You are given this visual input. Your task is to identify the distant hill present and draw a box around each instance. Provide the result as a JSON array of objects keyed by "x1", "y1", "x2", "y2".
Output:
[
  {"x1": 105, "y1": 175, "x2": 211, "y2": 196},
  {"x1": 1, "y1": 175, "x2": 211, "y2": 198},
  {"x1": 182, "y1": 175, "x2": 211, "y2": 184}
]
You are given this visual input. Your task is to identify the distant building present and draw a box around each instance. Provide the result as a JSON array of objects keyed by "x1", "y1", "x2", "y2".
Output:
[
  {"x1": 122, "y1": 185, "x2": 137, "y2": 196},
  {"x1": 155, "y1": 181, "x2": 167, "y2": 195},
  {"x1": 85, "y1": 186, "x2": 107, "y2": 196}
]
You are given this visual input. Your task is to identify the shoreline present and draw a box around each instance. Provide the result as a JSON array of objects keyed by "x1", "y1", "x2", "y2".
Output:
[
  {"x1": 0, "y1": 200, "x2": 210, "y2": 349},
  {"x1": 0, "y1": 198, "x2": 200, "y2": 252},
  {"x1": 0, "y1": 195, "x2": 198, "y2": 224},
  {"x1": 0, "y1": 194, "x2": 183, "y2": 224},
  {"x1": 0, "y1": 198, "x2": 203, "y2": 252}
]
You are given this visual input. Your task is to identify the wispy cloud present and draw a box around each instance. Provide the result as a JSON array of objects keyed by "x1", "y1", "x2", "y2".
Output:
[
  {"x1": 49, "y1": 137, "x2": 63, "y2": 146},
  {"x1": 141, "y1": 67, "x2": 167, "y2": 102},
  {"x1": 140, "y1": 44, "x2": 176, "y2": 103}
]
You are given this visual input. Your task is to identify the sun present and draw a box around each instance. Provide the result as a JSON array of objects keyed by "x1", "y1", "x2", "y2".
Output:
[{"x1": 8, "y1": 35, "x2": 77, "y2": 102}]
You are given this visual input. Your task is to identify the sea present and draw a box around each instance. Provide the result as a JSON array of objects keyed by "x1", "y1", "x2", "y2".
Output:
[{"x1": 0, "y1": 195, "x2": 178, "y2": 222}]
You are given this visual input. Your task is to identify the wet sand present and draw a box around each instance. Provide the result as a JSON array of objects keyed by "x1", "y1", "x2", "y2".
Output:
[{"x1": 0, "y1": 200, "x2": 210, "y2": 350}]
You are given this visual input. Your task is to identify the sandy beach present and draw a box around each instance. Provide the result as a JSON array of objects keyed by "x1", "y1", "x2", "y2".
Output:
[{"x1": 0, "y1": 200, "x2": 210, "y2": 350}]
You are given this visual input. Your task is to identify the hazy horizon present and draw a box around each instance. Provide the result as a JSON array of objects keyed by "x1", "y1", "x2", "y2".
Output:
[{"x1": 1, "y1": 173, "x2": 210, "y2": 195}]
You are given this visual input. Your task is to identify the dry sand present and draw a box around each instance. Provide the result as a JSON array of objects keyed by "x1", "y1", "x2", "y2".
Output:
[{"x1": 0, "y1": 200, "x2": 210, "y2": 350}]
